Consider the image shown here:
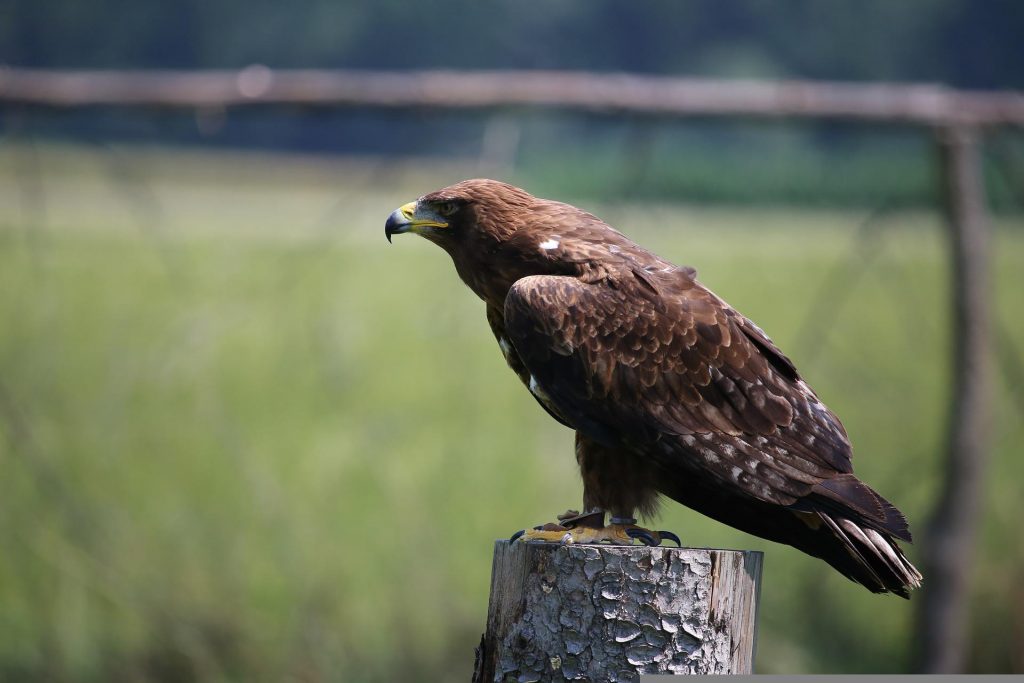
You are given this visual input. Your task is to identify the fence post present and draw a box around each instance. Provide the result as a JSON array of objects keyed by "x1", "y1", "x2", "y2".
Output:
[
  {"x1": 914, "y1": 125, "x2": 993, "y2": 673},
  {"x1": 473, "y1": 541, "x2": 762, "y2": 682}
]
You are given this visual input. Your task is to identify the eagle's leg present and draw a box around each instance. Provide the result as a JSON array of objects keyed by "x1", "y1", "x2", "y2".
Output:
[
  {"x1": 577, "y1": 433, "x2": 681, "y2": 546},
  {"x1": 510, "y1": 510, "x2": 681, "y2": 546},
  {"x1": 509, "y1": 434, "x2": 682, "y2": 546}
]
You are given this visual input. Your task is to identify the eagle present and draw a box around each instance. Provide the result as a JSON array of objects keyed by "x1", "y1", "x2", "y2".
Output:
[{"x1": 385, "y1": 179, "x2": 922, "y2": 597}]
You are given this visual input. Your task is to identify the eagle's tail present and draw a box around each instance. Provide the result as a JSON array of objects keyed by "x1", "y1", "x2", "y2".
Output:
[
  {"x1": 814, "y1": 510, "x2": 922, "y2": 598},
  {"x1": 656, "y1": 469, "x2": 922, "y2": 597},
  {"x1": 805, "y1": 474, "x2": 922, "y2": 598}
]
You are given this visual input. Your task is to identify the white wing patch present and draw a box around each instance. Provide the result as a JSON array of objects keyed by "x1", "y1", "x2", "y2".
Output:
[
  {"x1": 528, "y1": 374, "x2": 554, "y2": 406},
  {"x1": 539, "y1": 238, "x2": 560, "y2": 250},
  {"x1": 498, "y1": 337, "x2": 515, "y2": 367},
  {"x1": 526, "y1": 374, "x2": 571, "y2": 426}
]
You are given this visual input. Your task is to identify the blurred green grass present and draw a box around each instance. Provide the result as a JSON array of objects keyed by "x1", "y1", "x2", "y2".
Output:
[{"x1": 0, "y1": 144, "x2": 1022, "y2": 680}]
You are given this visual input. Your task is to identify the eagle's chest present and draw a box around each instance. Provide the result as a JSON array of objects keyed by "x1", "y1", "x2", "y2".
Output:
[
  {"x1": 455, "y1": 260, "x2": 513, "y2": 307},
  {"x1": 454, "y1": 236, "x2": 561, "y2": 308}
]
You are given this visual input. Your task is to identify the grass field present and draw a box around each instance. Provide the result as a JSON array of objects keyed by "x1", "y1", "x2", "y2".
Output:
[{"x1": 1, "y1": 144, "x2": 1022, "y2": 680}]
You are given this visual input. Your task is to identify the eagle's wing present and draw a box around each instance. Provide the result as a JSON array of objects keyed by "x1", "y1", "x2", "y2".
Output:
[
  {"x1": 486, "y1": 303, "x2": 575, "y2": 429},
  {"x1": 503, "y1": 267, "x2": 857, "y2": 509}
]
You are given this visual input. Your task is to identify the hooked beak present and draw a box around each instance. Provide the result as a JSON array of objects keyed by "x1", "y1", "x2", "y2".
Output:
[{"x1": 384, "y1": 201, "x2": 448, "y2": 243}]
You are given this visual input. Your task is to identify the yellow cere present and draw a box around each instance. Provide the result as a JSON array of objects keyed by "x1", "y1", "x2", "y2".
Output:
[{"x1": 406, "y1": 201, "x2": 449, "y2": 230}]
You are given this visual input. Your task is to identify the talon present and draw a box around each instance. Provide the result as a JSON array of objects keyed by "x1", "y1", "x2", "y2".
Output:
[
  {"x1": 516, "y1": 524, "x2": 584, "y2": 544},
  {"x1": 658, "y1": 530, "x2": 682, "y2": 547},
  {"x1": 509, "y1": 510, "x2": 676, "y2": 548},
  {"x1": 626, "y1": 528, "x2": 659, "y2": 546}
]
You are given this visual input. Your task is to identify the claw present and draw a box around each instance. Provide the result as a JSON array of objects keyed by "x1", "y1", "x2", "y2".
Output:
[
  {"x1": 658, "y1": 530, "x2": 682, "y2": 547},
  {"x1": 510, "y1": 511, "x2": 680, "y2": 548},
  {"x1": 626, "y1": 528, "x2": 659, "y2": 546}
]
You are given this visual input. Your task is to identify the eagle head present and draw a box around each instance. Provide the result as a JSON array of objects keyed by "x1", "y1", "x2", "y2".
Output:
[
  {"x1": 384, "y1": 178, "x2": 533, "y2": 247},
  {"x1": 385, "y1": 179, "x2": 589, "y2": 304}
]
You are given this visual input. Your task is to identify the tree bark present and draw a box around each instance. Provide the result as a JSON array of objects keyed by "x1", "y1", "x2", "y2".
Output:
[
  {"x1": 914, "y1": 125, "x2": 992, "y2": 673},
  {"x1": 474, "y1": 541, "x2": 762, "y2": 682}
]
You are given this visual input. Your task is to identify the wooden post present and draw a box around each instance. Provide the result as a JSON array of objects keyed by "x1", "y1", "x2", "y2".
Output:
[
  {"x1": 914, "y1": 125, "x2": 993, "y2": 673},
  {"x1": 473, "y1": 542, "x2": 762, "y2": 682}
]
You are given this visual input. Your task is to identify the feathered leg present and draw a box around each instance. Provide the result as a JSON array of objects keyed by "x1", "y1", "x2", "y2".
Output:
[{"x1": 512, "y1": 434, "x2": 681, "y2": 547}]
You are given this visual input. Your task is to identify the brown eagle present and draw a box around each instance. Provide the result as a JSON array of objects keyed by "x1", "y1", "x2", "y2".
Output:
[{"x1": 385, "y1": 179, "x2": 922, "y2": 597}]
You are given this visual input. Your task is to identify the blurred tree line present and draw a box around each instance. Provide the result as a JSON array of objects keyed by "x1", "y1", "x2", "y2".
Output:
[
  {"x1": 4, "y1": 0, "x2": 1023, "y2": 88},
  {"x1": 3, "y1": 0, "x2": 1023, "y2": 207}
]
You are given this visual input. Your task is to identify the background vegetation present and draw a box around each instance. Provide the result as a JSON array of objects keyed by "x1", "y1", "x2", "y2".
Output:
[{"x1": 8, "y1": 1, "x2": 1024, "y2": 84}]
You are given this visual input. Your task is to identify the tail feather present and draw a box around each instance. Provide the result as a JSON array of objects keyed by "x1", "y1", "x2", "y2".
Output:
[
  {"x1": 817, "y1": 512, "x2": 886, "y2": 588},
  {"x1": 817, "y1": 511, "x2": 922, "y2": 598},
  {"x1": 864, "y1": 528, "x2": 922, "y2": 585},
  {"x1": 811, "y1": 473, "x2": 912, "y2": 542},
  {"x1": 808, "y1": 474, "x2": 921, "y2": 597}
]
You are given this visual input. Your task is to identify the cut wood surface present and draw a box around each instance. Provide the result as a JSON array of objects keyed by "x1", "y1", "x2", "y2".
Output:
[{"x1": 474, "y1": 541, "x2": 762, "y2": 682}]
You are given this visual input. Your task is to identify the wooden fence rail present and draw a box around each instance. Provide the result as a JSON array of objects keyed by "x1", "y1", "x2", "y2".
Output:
[{"x1": 2, "y1": 67, "x2": 1024, "y2": 127}]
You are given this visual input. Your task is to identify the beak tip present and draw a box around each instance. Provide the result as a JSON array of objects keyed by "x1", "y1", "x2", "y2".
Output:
[{"x1": 385, "y1": 207, "x2": 410, "y2": 243}]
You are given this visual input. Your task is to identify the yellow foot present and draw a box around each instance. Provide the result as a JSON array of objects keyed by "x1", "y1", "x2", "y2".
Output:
[{"x1": 510, "y1": 511, "x2": 681, "y2": 547}]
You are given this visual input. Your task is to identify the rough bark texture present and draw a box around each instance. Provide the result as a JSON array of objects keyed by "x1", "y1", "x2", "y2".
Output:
[
  {"x1": 475, "y1": 542, "x2": 762, "y2": 682},
  {"x1": 914, "y1": 125, "x2": 992, "y2": 673}
]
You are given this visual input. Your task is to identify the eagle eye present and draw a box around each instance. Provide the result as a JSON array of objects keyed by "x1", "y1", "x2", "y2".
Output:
[{"x1": 435, "y1": 200, "x2": 458, "y2": 217}]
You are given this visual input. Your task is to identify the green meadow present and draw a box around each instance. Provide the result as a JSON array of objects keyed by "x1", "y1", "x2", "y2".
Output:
[{"x1": 1, "y1": 145, "x2": 1022, "y2": 680}]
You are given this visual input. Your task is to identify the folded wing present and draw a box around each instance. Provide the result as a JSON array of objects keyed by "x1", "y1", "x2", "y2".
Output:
[{"x1": 503, "y1": 268, "x2": 911, "y2": 547}]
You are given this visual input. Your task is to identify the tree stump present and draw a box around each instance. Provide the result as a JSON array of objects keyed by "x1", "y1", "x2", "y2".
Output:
[{"x1": 474, "y1": 541, "x2": 762, "y2": 682}]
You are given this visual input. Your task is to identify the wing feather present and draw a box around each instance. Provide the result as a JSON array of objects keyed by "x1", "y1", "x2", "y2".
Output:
[{"x1": 503, "y1": 270, "x2": 854, "y2": 507}]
